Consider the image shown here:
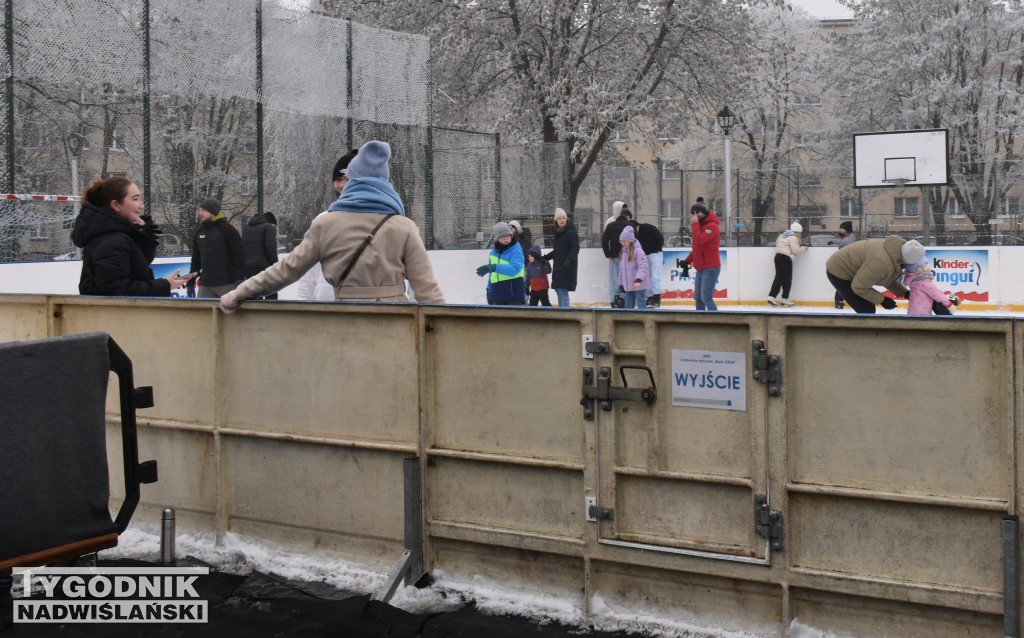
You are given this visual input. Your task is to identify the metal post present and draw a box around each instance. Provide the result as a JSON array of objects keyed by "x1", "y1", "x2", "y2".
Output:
[
  {"x1": 4, "y1": 0, "x2": 14, "y2": 192},
  {"x1": 922, "y1": 186, "x2": 931, "y2": 244},
  {"x1": 1004, "y1": 516, "x2": 1020, "y2": 638},
  {"x1": 494, "y1": 132, "x2": 501, "y2": 221},
  {"x1": 142, "y1": 0, "x2": 151, "y2": 212},
  {"x1": 255, "y1": 0, "x2": 264, "y2": 215},
  {"x1": 723, "y1": 134, "x2": 731, "y2": 247},
  {"x1": 346, "y1": 20, "x2": 353, "y2": 149},
  {"x1": 402, "y1": 457, "x2": 422, "y2": 585},
  {"x1": 161, "y1": 507, "x2": 176, "y2": 566}
]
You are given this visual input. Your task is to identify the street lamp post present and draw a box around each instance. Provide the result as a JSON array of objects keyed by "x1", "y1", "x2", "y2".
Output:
[{"x1": 717, "y1": 106, "x2": 736, "y2": 247}]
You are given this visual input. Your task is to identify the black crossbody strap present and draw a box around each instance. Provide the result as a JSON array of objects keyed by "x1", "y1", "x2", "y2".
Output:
[{"x1": 334, "y1": 214, "x2": 394, "y2": 290}]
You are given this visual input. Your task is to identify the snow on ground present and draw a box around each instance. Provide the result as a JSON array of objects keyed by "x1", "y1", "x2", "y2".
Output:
[{"x1": 107, "y1": 525, "x2": 846, "y2": 638}]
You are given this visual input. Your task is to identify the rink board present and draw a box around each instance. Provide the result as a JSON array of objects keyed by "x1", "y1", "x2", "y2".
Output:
[{"x1": 0, "y1": 294, "x2": 1019, "y2": 637}]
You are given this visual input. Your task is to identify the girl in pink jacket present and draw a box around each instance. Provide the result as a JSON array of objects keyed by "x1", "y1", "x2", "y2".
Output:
[
  {"x1": 618, "y1": 225, "x2": 649, "y2": 309},
  {"x1": 903, "y1": 259, "x2": 959, "y2": 315}
]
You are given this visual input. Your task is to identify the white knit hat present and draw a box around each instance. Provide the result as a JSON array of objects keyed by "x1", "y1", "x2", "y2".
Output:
[
  {"x1": 901, "y1": 239, "x2": 926, "y2": 264},
  {"x1": 790, "y1": 221, "x2": 802, "y2": 233},
  {"x1": 554, "y1": 208, "x2": 567, "y2": 221}
]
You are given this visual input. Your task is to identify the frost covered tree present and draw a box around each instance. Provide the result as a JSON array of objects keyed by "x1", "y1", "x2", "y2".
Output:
[
  {"x1": 319, "y1": 0, "x2": 784, "y2": 209},
  {"x1": 682, "y1": 5, "x2": 822, "y2": 245},
  {"x1": 832, "y1": 0, "x2": 1024, "y2": 243}
]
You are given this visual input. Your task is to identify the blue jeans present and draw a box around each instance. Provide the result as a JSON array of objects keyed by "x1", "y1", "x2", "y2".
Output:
[
  {"x1": 554, "y1": 288, "x2": 570, "y2": 307},
  {"x1": 694, "y1": 267, "x2": 720, "y2": 311},
  {"x1": 624, "y1": 289, "x2": 647, "y2": 309},
  {"x1": 646, "y1": 252, "x2": 663, "y2": 295},
  {"x1": 608, "y1": 258, "x2": 620, "y2": 303}
]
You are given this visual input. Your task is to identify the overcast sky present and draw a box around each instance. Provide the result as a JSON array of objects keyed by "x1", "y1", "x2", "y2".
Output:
[{"x1": 786, "y1": 0, "x2": 855, "y2": 19}]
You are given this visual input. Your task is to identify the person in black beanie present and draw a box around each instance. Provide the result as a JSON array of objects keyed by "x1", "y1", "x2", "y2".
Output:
[
  {"x1": 189, "y1": 197, "x2": 245, "y2": 299},
  {"x1": 828, "y1": 221, "x2": 857, "y2": 309},
  {"x1": 296, "y1": 148, "x2": 359, "y2": 301}
]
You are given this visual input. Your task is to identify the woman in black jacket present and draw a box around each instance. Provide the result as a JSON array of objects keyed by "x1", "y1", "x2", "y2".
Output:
[
  {"x1": 543, "y1": 207, "x2": 579, "y2": 307},
  {"x1": 71, "y1": 177, "x2": 190, "y2": 296}
]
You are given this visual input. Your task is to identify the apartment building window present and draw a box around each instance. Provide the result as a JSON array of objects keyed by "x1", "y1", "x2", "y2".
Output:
[
  {"x1": 240, "y1": 175, "x2": 257, "y2": 196},
  {"x1": 839, "y1": 197, "x2": 860, "y2": 218},
  {"x1": 795, "y1": 172, "x2": 823, "y2": 188},
  {"x1": 482, "y1": 161, "x2": 497, "y2": 182},
  {"x1": 661, "y1": 159, "x2": 680, "y2": 180},
  {"x1": 108, "y1": 129, "x2": 127, "y2": 152},
  {"x1": 662, "y1": 199, "x2": 681, "y2": 219},
  {"x1": 709, "y1": 159, "x2": 722, "y2": 172},
  {"x1": 28, "y1": 222, "x2": 51, "y2": 239},
  {"x1": 948, "y1": 197, "x2": 964, "y2": 218},
  {"x1": 894, "y1": 196, "x2": 919, "y2": 217},
  {"x1": 23, "y1": 122, "x2": 47, "y2": 149},
  {"x1": 998, "y1": 197, "x2": 1021, "y2": 217}
]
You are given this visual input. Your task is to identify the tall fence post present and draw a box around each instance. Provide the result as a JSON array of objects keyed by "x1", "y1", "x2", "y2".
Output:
[
  {"x1": 4, "y1": 0, "x2": 14, "y2": 193},
  {"x1": 255, "y1": 0, "x2": 264, "y2": 216},
  {"x1": 142, "y1": 0, "x2": 151, "y2": 212}
]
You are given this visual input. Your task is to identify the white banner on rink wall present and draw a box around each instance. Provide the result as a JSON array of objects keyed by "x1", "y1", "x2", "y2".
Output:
[
  {"x1": 671, "y1": 349, "x2": 746, "y2": 411},
  {"x1": 1, "y1": 246, "x2": 1021, "y2": 308}
]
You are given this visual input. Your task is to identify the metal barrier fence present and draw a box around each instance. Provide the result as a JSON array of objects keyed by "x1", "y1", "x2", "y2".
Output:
[{"x1": 1, "y1": 295, "x2": 1020, "y2": 637}]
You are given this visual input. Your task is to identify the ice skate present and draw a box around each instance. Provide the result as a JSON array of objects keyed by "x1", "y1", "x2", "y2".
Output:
[
  {"x1": 767, "y1": 296, "x2": 779, "y2": 306},
  {"x1": 780, "y1": 298, "x2": 794, "y2": 306}
]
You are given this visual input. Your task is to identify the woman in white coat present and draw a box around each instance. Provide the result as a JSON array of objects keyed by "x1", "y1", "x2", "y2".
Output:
[{"x1": 768, "y1": 222, "x2": 806, "y2": 306}]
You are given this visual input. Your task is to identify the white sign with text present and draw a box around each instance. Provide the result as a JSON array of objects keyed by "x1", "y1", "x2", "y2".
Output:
[{"x1": 671, "y1": 349, "x2": 746, "y2": 411}]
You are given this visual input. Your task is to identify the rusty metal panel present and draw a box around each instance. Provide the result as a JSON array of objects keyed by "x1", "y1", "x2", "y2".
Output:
[
  {"x1": 790, "y1": 493, "x2": 1004, "y2": 594},
  {"x1": 785, "y1": 322, "x2": 1012, "y2": 502},
  {"x1": 423, "y1": 309, "x2": 587, "y2": 462},
  {"x1": 0, "y1": 296, "x2": 47, "y2": 342},
  {"x1": 595, "y1": 312, "x2": 768, "y2": 558},
  {"x1": 225, "y1": 436, "x2": 405, "y2": 560},
  {"x1": 59, "y1": 301, "x2": 218, "y2": 425},
  {"x1": 427, "y1": 457, "x2": 585, "y2": 543},
  {"x1": 222, "y1": 307, "x2": 420, "y2": 444}
]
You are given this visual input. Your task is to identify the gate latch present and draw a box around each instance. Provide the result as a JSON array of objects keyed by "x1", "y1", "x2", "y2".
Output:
[
  {"x1": 754, "y1": 494, "x2": 784, "y2": 551},
  {"x1": 751, "y1": 340, "x2": 782, "y2": 396},
  {"x1": 580, "y1": 366, "x2": 657, "y2": 421}
]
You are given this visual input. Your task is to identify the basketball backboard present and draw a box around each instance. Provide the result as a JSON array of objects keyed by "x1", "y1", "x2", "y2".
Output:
[{"x1": 853, "y1": 129, "x2": 949, "y2": 188}]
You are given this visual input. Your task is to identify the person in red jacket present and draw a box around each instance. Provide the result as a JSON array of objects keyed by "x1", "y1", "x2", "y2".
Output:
[{"x1": 680, "y1": 203, "x2": 721, "y2": 311}]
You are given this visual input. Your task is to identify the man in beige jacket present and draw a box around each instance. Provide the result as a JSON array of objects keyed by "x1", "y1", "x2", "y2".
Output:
[
  {"x1": 826, "y1": 235, "x2": 916, "y2": 314},
  {"x1": 219, "y1": 140, "x2": 444, "y2": 313}
]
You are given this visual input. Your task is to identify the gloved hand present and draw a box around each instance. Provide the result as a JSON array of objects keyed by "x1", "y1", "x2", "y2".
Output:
[
  {"x1": 902, "y1": 289, "x2": 912, "y2": 299},
  {"x1": 680, "y1": 262, "x2": 690, "y2": 278},
  {"x1": 948, "y1": 294, "x2": 961, "y2": 306},
  {"x1": 220, "y1": 290, "x2": 240, "y2": 314},
  {"x1": 827, "y1": 240, "x2": 835, "y2": 246},
  {"x1": 476, "y1": 265, "x2": 490, "y2": 277},
  {"x1": 880, "y1": 296, "x2": 897, "y2": 310},
  {"x1": 618, "y1": 285, "x2": 625, "y2": 293}
]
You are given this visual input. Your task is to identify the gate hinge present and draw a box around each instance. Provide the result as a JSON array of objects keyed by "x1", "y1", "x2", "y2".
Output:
[
  {"x1": 754, "y1": 494, "x2": 784, "y2": 551},
  {"x1": 580, "y1": 366, "x2": 657, "y2": 420},
  {"x1": 585, "y1": 497, "x2": 614, "y2": 522},
  {"x1": 751, "y1": 340, "x2": 782, "y2": 397}
]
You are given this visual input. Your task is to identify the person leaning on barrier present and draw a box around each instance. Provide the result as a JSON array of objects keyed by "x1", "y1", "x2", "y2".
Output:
[
  {"x1": 219, "y1": 140, "x2": 445, "y2": 313},
  {"x1": 826, "y1": 235, "x2": 915, "y2": 314},
  {"x1": 71, "y1": 176, "x2": 191, "y2": 296}
]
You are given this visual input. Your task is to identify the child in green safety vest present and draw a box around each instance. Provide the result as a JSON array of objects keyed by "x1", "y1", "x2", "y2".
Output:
[{"x1": 476, "y1": 221, "x2": 525, "y2": 305}]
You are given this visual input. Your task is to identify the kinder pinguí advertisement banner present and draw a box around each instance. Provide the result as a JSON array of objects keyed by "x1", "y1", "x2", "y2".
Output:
[
  {"x1": 927, "y1": 248, "x2": 989, "y2": 302},
  {"x1": 661, "y1": 249, "x2": 727, "y2": 301}
]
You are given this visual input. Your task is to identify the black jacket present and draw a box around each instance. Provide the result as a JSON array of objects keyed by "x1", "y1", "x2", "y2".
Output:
[
  {"x1": 602, "y1": 216, "x2": 636, "y2": 258},
  {"x1": 190, "y1": 217, "x2": 245, "y2": 286},
  {"x1": 242, "y1": 214, "x2": 278, "y2": 277},
  {"x1": 71, "y1": 203, "x2": 171, "y2": 297},
  {"x1": 636, "y1": 223, "x2": 664, "y2": 255},
  {"x1": 544, "y1": 222, "x2": 580, "y2": 291}
]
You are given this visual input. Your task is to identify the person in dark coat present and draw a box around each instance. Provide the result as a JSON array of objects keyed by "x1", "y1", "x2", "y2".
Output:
[
  {"x1": 601, "y1": 201, "x2": 634, "y2": 305},
  {"x1": 189, "y1": 198, "x2": 245, "y2": 299},
  {"x1": 544, "y1": 207, "x2": 579, "y2": 307},
  {"x1": 242, "y1": 211, "x2": 279, "y2": 300},
  {"x1": 71, "y1": 177, "x2": 191, "y2": 296},
  {"x1": 635, "y1": 222, "x2": 664, "y2": 307}
]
